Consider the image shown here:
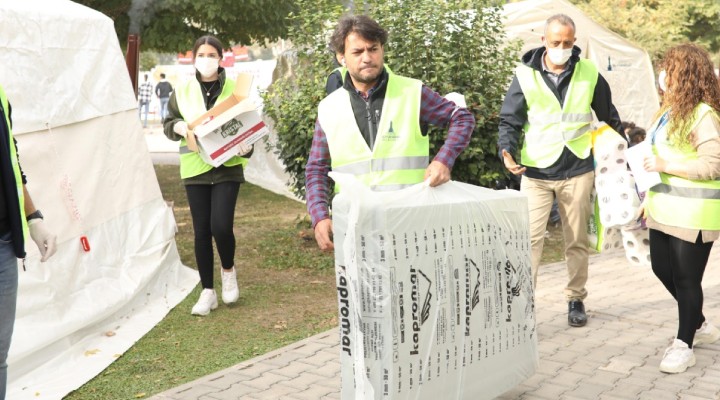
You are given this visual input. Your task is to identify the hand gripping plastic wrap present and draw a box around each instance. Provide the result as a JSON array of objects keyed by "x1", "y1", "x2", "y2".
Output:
[{"x1": 330, "y1": 173, "x2": 538, "y2": 400}]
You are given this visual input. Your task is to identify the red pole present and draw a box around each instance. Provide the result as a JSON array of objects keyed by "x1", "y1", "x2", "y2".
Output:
[{"x1": 126, "y1": 34, "x2": 140, "y2": 98}]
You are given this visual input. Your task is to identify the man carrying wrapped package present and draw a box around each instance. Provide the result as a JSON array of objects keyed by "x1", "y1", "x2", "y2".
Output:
[
  {"x1": 497, "y1": 14, "x2": 623, "y2": 327},
  {"x1": 305, "y1": 14, "x2": 475, "y2": 251}
]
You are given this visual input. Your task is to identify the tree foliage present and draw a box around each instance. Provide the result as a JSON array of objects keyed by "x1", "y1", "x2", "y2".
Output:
[
  {"x1": 263, "y1": 0, "x2": 521, "y2": 198},
  {"x1": 570, "y1": 0, "x2": 720, "y2": 63},
  {"x1": 74, "y1": 0, "x2": 297, "y2": 52}
]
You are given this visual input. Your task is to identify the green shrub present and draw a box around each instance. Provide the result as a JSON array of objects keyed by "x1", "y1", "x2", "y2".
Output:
[{"x1": 263, "y1": 0, "x2": 521, "y2": 198}]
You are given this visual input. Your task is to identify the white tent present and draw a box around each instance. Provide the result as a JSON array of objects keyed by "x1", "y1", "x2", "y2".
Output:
[
  {"x1": 502, "y1": 0, "x2": 660, "y2": 129},
  {"x1": 0, "y1": 1, "x2": 198, "y2": 398}
]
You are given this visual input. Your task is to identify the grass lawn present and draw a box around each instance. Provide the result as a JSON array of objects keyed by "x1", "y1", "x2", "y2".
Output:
[{"x1": 65, "y1": 164, "x2": 566, "y2": 399}]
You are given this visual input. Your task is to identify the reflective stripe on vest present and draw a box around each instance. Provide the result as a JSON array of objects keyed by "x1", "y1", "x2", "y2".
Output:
[
  {"x1": 0, "y1": 85, "x2": 28, "y2": 241},
  {"x1": 647, "y1": 103, "x2": 720, "y2": 230},
  {"x1": 516, "y1": 59, "x2": 597, "y2": 168},
  {"x1": 318, "y1": 71, "x2": 426, "y2": 192},
  {"x1": 175, "y1": 78, "x2": 248, "y2": 179}
]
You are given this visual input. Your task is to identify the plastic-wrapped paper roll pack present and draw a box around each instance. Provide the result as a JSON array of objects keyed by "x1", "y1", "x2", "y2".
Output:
[
  {"x1": 587, "y1": 190, "x2": 623, "y2": 253},
  {"x1": 594, "y1": 172, "x2": 640, "y2": 227},
  {"x1": 592, "y1": 123, "x2": 640, "y2": 228},
  {"x1": 590, "y1": 123, "x2": 649, "y2": 268},
  {"x1": 594, "y1": 139, "x2": 628, "y2": 175},
  {"x1": 620, "y1": 227, "x2": 651, "y2": 267},
  {"x1": 600, "y1": 227, "x2": 623, "y2": 252},
  {"x1": 592, "y1": 122, "x2": 628, "y2": 175},
  {"x1": 331, "y1": 172, "x2": 537, "y2": 400}
]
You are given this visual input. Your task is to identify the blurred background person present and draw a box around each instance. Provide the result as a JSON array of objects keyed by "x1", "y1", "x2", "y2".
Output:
[
  {"x1": 155, "y1": 73, "x2": 173, "y2": 121},
  {"x1": 138, "y1": 73, "x2": 153, "y2": 128}
]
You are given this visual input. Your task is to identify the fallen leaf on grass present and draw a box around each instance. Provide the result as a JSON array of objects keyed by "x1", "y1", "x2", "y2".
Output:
[
  {"x1": 134, "y1": 392, "x2": 146, "y2": 398},
  {"x1": 273, "y1": 320, "x2": 287, "y2": 330}
]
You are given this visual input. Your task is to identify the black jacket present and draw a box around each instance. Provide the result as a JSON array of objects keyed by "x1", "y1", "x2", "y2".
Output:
[
  {"x1": 325, "y1": 69, "x2": 344, "y2": 95},
  {"x1": 341, "y1": 68, "x2": 391, "y2": 149},
  {"x1": 497, "y1": 46, "x2": 623, "y2": 180},
  {"x1": 155, "y1": 80, "x2": 173, "y2": 98}
]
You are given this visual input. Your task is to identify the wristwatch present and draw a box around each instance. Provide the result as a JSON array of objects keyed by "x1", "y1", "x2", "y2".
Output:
[{"x1": 26, "y1": 209, "x2": 43, "y2": 221}]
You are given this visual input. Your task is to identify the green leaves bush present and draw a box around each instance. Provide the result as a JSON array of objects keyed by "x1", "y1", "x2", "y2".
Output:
[{"x1": 263, "y1": 0, "x2": 521, "y2": 198}]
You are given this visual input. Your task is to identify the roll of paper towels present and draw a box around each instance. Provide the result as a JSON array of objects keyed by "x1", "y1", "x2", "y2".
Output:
[{"x1": 621, "y1": 227, "x2": 651, "y2": 267}]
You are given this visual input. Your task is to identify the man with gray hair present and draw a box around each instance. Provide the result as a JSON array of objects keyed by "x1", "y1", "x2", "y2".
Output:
[{"x1": 497, "y1": 14, "x2": 623, "y2": 327}]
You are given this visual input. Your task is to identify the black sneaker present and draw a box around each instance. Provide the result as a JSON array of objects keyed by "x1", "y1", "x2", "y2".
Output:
[{"x1": 568, "y1": 300, "x2": 587, "y2": 327}]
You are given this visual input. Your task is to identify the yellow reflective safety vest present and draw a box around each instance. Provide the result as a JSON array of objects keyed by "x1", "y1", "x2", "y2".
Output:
[
  {"x1": 647, "y1": 103, "x2": 720, "y2": 230},
  {"x1": 0, "y1": 84, "x2": 28, "y2": 245},
  {"x1": 175, "y1": 78, "x2": 249, "y2": 179},
  {"x1": 516, "y1": 59, "x2": 598, "y2": 168},
  {"x1": 318, "y1": 71, "x2": 427, "y2": 192}
]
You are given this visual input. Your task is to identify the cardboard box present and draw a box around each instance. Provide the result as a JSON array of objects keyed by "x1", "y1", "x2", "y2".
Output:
[
  {"x1": 186, "y1": 73, "x2": 269, "y2": 167},
  {"x1": 331, "y1": 175, "x2": 538, "y2": 400}
]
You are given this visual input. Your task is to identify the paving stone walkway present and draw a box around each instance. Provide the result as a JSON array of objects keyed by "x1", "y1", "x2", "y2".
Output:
[{"x1": 150, "y1": 243, "x2": 720, "y2": 400}]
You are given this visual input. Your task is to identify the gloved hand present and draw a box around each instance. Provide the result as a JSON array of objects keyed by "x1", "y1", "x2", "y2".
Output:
[
  {"x1": 237, "y1": 142, "x2": 252, "y2": 156},
  {"x1": 173, "y1": 121, "x2": 189, "y2": 137},
  {"x1": 28, "y1": 219, "x2": 57, "y2": 262}
]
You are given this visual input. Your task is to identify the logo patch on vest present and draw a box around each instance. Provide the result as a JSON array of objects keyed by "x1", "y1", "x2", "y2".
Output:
[{"x1": 383, "y1": 120, "x2": 398, "y2": 141}]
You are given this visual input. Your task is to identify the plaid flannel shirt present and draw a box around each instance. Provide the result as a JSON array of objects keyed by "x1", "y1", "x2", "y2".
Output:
[
  {"x1": 138, "y1": 82, "x2": 153, "y2": 104},
  {"x1": 305, "y1": 83, "x2": 475, "y2": 227}
]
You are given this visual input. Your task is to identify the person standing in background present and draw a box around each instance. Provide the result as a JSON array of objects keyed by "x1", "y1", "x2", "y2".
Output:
[
  {"x1": 642, "y1": 43, "x2": 720, "y2": 374},
  {"x1": 163, "y1": 35, "x2": 252, "y2": 316},
  {"x1": 138, "y1": 74, "x2": 153, "y2": 128},
  {"x1": 155, "y1": 73, "x2": 173, "y2": 121}
]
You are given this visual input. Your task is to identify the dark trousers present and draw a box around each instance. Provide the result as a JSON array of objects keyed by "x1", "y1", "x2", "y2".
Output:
[
  {"x1": 185, "y1": 182, "x2": 241, "y2": 289},
  {"x1": 650, "y1": 229, "x2": 714, "y2": 347}
]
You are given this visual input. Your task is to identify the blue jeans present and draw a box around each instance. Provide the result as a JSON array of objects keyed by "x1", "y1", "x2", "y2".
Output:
[
  {"x1": 0, "y1": 232, "x2": 17, "y2": 400},
  {"x1": 159, "y1": 97, "x2": 170, "y2": 121},
  {"x1": 138, "y1": 101, "x2": 149, "y2": 127}
]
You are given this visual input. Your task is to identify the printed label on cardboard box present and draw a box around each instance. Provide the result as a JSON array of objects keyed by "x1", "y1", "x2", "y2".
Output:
[{"x1": 193, "y1": 104, "x2": 269, "y2": 167}]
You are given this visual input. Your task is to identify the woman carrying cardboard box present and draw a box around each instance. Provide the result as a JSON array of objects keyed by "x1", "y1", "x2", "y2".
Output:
[{"x1": 163, "y1": 35, "x2": 252, "y2": 316}]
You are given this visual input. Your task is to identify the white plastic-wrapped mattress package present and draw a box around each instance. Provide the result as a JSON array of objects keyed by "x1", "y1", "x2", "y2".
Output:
[{"x1": 330, "y1": 173, "x2": 538, "y2": 400}]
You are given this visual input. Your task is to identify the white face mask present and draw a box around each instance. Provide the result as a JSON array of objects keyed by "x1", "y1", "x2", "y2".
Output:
[
  {"x1": 194, "y1": 57, "x2": 219, "y2": 78},
  {"x1": 658, "y1": 70, "x2": 668, "y2": 92},
  {"x1": 546, "y1": 46, "x2": 573, "y2": 66}
]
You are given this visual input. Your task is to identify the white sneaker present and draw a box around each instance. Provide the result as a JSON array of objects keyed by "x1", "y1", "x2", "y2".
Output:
[
  {"x1": 221, "y1": 267, "x2": 239, "y2": 304},
  {"x1": 191, "y1": 288, "x2": 218, "y2": 316},
  {"x1": 659, "y1": 339, "x2": 696, "y2": 373},
  {"x1": 694, "y1": 321, "x2": 720, "y2": 347}
]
